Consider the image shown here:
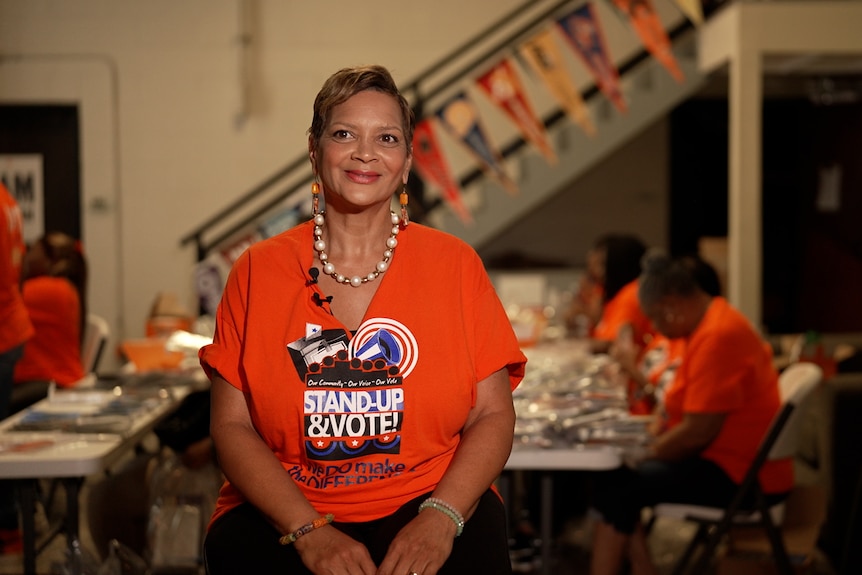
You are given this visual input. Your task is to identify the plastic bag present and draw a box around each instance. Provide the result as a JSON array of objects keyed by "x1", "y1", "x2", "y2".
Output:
[
  {"x1": 146, "y1": 454, "x2": 221, "y2": 572},
  {"x1": 50, "y1": 537, "x2": 101, "y2": 575},
  {"x1": 96, "y1": 539, "x2": 149, "y2": 575}
]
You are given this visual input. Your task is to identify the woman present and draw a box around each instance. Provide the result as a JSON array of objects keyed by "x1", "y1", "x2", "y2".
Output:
[
  {"x1": 200, "y1": 65, "x2": 527, "y2": 575},
  {"x1": 567, "y1": 234, "x2": 656, "y2": 355},
  {"x1": 13, "y1": 231, "x2": 87, "y2": 395},
  {"x1": 611, "y1": 254, "x2": 723, "y2": 415},
  {"x1": 589, "y1": 253, "x2": 792, "y2": 575}
]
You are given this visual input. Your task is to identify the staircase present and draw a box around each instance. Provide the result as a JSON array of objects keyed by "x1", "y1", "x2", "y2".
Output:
[
  {"x1": 429, "y1": 31, "x2": 707, "y2": 250},
  {"x1": 180, "y1": 0, "x2": 711, "y2": 262}
]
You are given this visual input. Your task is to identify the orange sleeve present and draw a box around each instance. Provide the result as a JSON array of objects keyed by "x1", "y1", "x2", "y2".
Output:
[{"x1": 593, "y1": 281, "x2": 656, "y2": 347}]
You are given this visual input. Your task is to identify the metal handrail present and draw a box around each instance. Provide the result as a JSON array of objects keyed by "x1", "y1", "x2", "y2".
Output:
[
  {"x1": 179, "y1": 0, "x2": 570, "y2": 255},
  {"x1": 180, "y1": 0, "x2": 712, "y2": 260}
]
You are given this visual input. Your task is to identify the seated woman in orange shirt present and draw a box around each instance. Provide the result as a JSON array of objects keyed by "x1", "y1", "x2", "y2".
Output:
[
  {"x1": 12, "y1": 232, "x2": 88, "y2": 410},
  {"x1": 612, "y1": 255, "x2": 723, "y2": 415},
  {"x1": 568, "y1": 234, "x2": 657, "y2": 355},
  {"x1": 589, "y1": 252, "x2": 792, "y2": 575}
]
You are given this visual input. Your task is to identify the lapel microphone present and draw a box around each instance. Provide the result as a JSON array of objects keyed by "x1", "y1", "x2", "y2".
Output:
[{"x1": 306, "y1": 267, "x2": 320, "y2": 286}]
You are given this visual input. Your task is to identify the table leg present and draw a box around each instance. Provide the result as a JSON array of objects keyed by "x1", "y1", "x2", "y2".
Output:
[
  {"x1": 540, "y1": 471, "x2": 553, "y2": 575},
  {"x1": 18, "y1": 480, "x2": 37, "y2": 575},
  {"x1": 62, "y1": 478, "x2": 82, "y2": 554}
]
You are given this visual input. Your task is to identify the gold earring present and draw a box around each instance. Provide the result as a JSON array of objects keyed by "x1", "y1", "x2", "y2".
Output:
[
  {"x1": 311, "y1": 181, "x2": 321, "y2": 216},
  {"x1": 400, "y1": 186, "x2": 409, "y2": 227}
]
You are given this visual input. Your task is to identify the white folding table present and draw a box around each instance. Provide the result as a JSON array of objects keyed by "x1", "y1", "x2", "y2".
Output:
[
  {"x1": 502, "y1": 445, "x2": 624, "y2": 575},
  {"x1": 0, "y1": 384, "x2": 192, "y2": 575}
]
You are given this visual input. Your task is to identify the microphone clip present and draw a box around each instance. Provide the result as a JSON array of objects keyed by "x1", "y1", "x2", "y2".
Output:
[{"x1": 312, "y1": 292, "x2": 333, "y2": 307}]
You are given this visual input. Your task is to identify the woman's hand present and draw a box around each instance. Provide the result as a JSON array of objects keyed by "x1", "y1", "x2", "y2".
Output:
[
  {"x1": 376, "y1": 510, "x2": 457, "y2": 575},
  {"x1": 648, "y1": 412, "x2": 725, "y2": 461},
  {"x1": 609, "y1": 324, "x2": 640, "y2": 376},
  {"x1": 294, "y1": 525, "x2": 378, "y2": 575}
]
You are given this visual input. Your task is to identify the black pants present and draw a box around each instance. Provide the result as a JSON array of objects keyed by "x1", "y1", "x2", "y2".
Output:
[
  {"x1": 589, "y1": 457, "x2": 789, "y2": 535},
  {"x1": 204, "y1": 489, "x2": 512, "y2": 574}
]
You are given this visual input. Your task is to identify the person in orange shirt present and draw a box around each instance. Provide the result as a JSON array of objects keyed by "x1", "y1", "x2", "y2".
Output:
[
  {"x1": 200, "y1": 65, "x2": 526, "y2": 575},
  {"x1": 611, "y1": 254, "x2": 723, "y2": 415},
  {"x1": 566, "y1": 234, "x2": 657, "y2": 355},
  {"x1": 0, "y1": 183, "x2": 34, "y2": 415},
  {"x1": 589, "y1": 252, "x2": 791, "y2": 575},
  {"x1": 12, "y1": 232, "x2": 87, "y2": 410},
  {"x1": 0, "y1": 183, "x2": 34, "y2": 554}
]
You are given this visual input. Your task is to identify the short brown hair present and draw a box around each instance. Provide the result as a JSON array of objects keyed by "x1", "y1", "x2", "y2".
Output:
[{"x1": 308, "y1": 65, "x2": 415, "y2": 154}]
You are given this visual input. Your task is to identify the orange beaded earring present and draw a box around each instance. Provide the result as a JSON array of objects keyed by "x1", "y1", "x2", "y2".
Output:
[
  {"x1": 311, "y1": 182, "x2": 321, "y2": 217},
  {"x1": 399, "y1": 186, "x2": 409, "y2": 227}
]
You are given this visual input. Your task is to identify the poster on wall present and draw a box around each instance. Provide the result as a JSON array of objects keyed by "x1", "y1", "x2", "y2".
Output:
[{"x1": 0, "y1": 154, "x2": 44, "y2": 244}]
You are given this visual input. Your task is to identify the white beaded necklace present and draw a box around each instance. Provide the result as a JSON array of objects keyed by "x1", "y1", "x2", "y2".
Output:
[{"x1": 312, "y1": 211, "x2": 400, "y2": 287}]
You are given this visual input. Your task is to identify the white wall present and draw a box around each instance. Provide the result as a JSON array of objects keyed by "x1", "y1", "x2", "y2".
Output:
[{"x1": 0, "y1": 0, "x2": 685, "y2": 369}]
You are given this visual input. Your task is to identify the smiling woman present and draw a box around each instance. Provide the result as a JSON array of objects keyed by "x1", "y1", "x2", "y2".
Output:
[{"x1": 199, "y1": 65, "x2": 527, "y2": 575}]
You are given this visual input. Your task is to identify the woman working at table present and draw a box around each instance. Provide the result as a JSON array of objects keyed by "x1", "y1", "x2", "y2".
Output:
[
  {"x1": 566, "y1": 234, "x2": 656, "y2": 356},
  {"x1": 12, "y1": 232, "x2": 87, "y2": 411},
  {"x1": 588, "y1": 252, "x2": 792, "y2": 575},
  {"x1": 610, "y1": 255, "x2": 723, "y2": 415},
  {"x1": 200, "y1": 65, "x2": 526, "y2": 575}
]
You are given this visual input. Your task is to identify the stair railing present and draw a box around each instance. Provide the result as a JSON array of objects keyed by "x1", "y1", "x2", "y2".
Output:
[{"x1": 180, "y1": 0, "x2": 712, "y2": 261}]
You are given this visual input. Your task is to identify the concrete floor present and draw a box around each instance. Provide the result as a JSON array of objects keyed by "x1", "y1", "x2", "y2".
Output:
[
  {"x1": 0, "y1": 448, "x2": 209, "y2": 575},
  {"x1": 522, "y1": 513, "x2": 840, "y2": 575}
]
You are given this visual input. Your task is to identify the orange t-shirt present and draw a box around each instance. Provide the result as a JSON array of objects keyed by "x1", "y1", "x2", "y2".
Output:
[
  {"x1": 593, "y1": 280, "x2": 656, "y2": 349},
  {"x1": 0, "y1": 183, "x2": 34, "y2": 353},
  {"x1": 14, "y1": 276, "x2": 84, "y2": 387},
  {"x1": 200, "y1": 222, "x2": 527, "y2": 526},
  {"x1": 663, "y1": 297, "x2": 793, "y2": 494}
]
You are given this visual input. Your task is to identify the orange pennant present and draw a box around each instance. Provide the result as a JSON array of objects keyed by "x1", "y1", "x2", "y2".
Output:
[
  {"x1": 411, "y1": 119, "x2": 472, "y2": 225},
  {"x1": 476, "y1": 59, "x2": 558, "y2": 166},
  {"x1": 614, "y1": 0, "x2": 684, "y2": 83},
  {"x1": 520, "y1": 28, "x2": 596, "y2": 137}
]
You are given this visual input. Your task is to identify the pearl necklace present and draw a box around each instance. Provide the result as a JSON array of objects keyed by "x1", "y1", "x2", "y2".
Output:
[{"x1": 312, "y1": 211, "x2": 400, "y2": 287}]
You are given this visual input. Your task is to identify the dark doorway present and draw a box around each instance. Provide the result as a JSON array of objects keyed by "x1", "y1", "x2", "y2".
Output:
[
  {"x1": 0, "y1": 105, "x2": 82, "y2": 240},
  {"x1": 670, "y1": 96, "x2": 862, "y2": 334}
]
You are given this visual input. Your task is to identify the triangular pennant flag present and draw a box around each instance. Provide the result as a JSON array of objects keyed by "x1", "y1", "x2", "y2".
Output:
[
  {"x1": 476, "y1": 59, "x2": 558, "y2": 166},
  {"x1": 672, "y1": 0, "x2": 704, "y2": 27},
  {"x1": 411, "y1": 119, "x2": 472, "y2": 225},
  {"x1": 519, "y1": 27, "x2": 596, "y2": 137},
  {"x1": 613, "y1": 0, "x2": 684, "y2": 83},
  {"x1": 435, "y1": 91, "x2": 518, "y2": 196},
  {"x1": 557, "y1": 2, "x2": 628, "y2": 114}
]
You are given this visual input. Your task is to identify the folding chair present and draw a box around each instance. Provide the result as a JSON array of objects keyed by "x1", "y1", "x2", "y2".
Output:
[
  {"x1": 81, "y1": 313, "x2": 110, "y2": 374},
  {"x1": 650, "y1": 362, "x2": 823, "y2": 575}
]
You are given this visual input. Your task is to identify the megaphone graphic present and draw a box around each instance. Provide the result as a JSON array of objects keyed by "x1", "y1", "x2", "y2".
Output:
[{"x1": 355, "y1": 329, "x2": 402, "y2": 365}]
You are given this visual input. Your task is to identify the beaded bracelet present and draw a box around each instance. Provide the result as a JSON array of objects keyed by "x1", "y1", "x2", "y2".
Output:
[
  {"x1": 278, "y1": 514, "x2": 334, "y2": 545},
  {"x1": 418, "y1": 497, "x2": 465, "y2": 537}
]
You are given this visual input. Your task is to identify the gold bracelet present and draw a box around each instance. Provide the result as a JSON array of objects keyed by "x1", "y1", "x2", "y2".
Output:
[{"x1": 278, "y1": 514, "x2": 334, "y2": 545}]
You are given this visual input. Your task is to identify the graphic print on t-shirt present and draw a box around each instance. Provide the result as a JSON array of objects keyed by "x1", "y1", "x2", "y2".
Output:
[{"x1": 287, "y1": 318, "x2": 418, "y2": 465}]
